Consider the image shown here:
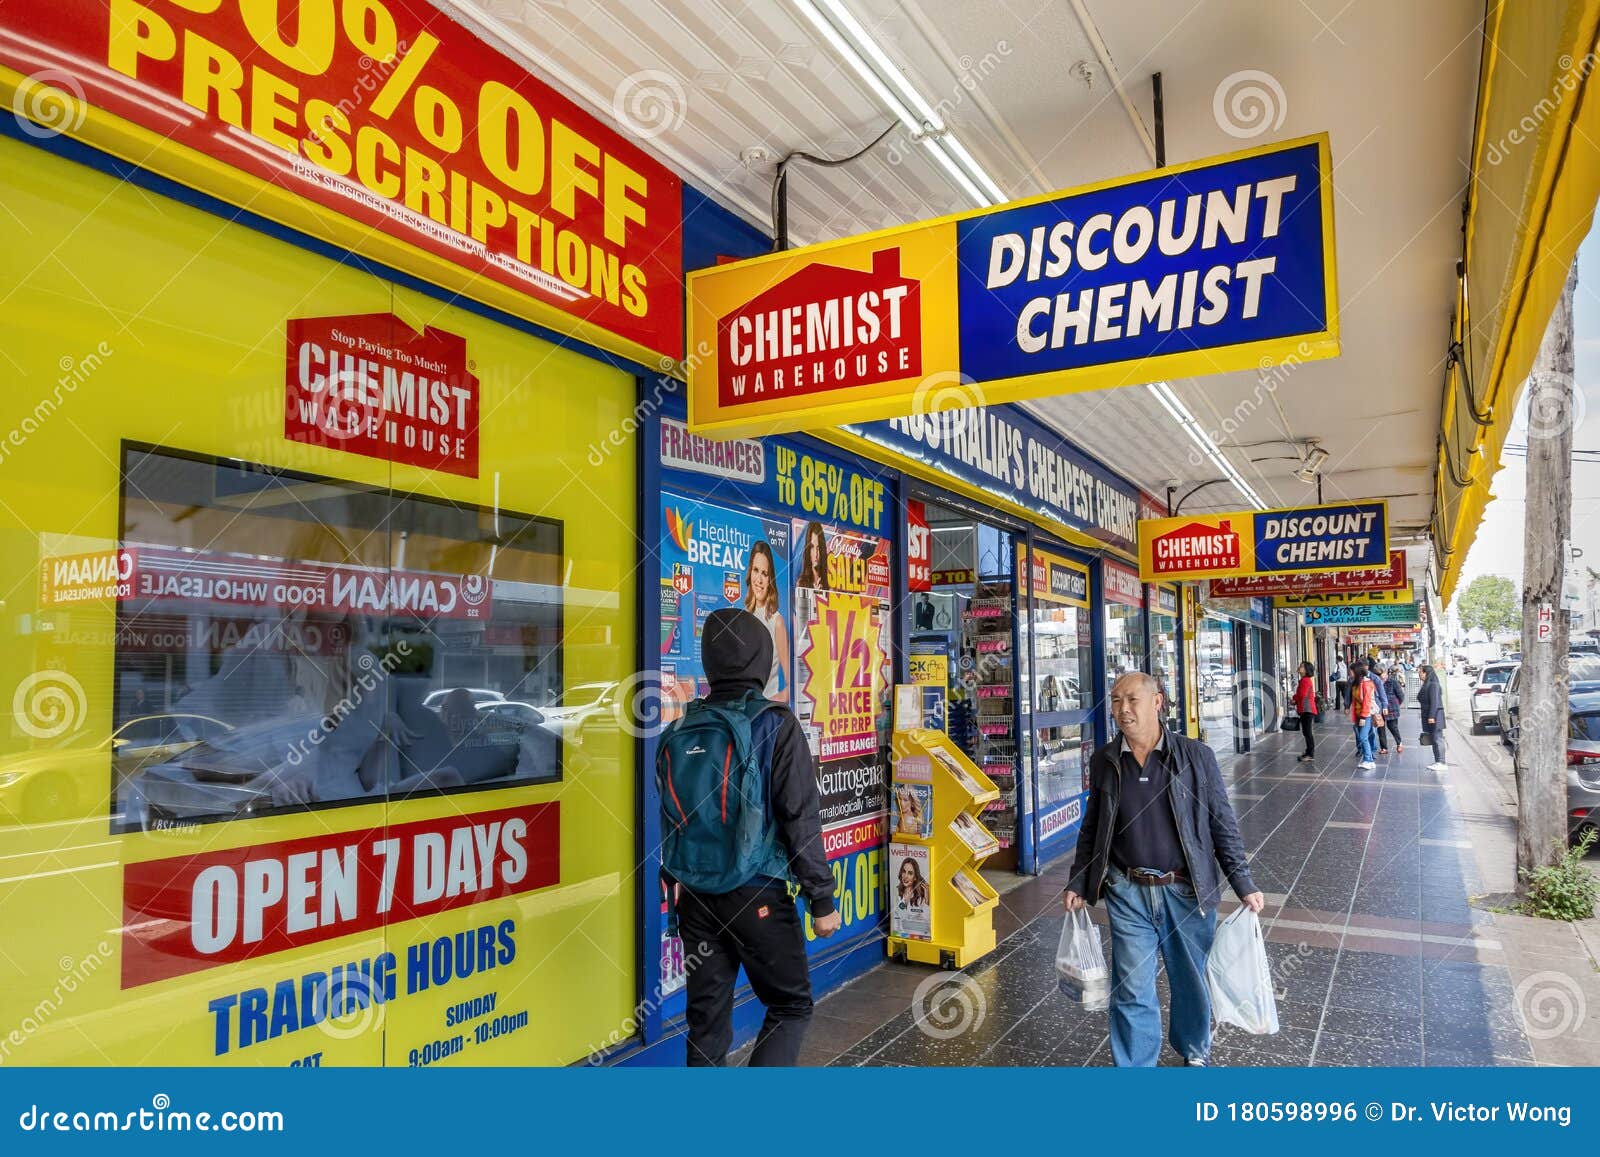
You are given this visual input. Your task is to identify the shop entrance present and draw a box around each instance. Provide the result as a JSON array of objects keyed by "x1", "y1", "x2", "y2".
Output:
[
  {"x1": 906, "y1": 496, "x2": 1021, "y2": 874},
  {"x1": 1198, "y1": 616, "x2": 1241, "y2": 756}
]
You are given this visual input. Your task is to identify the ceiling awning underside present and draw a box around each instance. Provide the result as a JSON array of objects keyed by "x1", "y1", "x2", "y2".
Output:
[{"x1": 1437, "y1": 0, "x2": 1600, "y2": 603}]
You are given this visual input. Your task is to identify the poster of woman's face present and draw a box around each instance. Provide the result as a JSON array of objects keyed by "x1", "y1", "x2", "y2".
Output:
[{"x1": 797, "y1": 521, "x2": 829, "y2": 590}]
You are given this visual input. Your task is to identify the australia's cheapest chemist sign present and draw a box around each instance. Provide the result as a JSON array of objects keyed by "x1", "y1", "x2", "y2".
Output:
[
  {"x1": 686, "y1": 135, "x2": 1337, "y2": 437},
  {"x1": 841, "y1": 404, "x2": 1141, "y2": 553},
  {"x1": 0, "y1": 0, "x2": 683, "y2": 363},
  {"x1": 1138, "y1": 501, "x2": 1389, "y2": 582}
]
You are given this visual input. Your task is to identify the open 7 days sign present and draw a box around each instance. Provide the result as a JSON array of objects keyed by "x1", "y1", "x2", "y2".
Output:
[
  {"x1": 1137, "y1": 500, "x2": 1388, "y2": 582},
  {"x1": 686, "y1": 134, "x2": 1336, "y2": 437}
]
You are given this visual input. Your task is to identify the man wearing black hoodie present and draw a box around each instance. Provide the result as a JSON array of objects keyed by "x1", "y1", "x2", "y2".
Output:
[{"x1": 675, "y1": 608, "x2": 840, "y2": 1066}]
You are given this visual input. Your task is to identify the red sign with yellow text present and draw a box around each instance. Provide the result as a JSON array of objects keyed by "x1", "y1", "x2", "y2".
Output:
[{"x1": 0, "y1": 1, "x2": 682, "y2": 361}]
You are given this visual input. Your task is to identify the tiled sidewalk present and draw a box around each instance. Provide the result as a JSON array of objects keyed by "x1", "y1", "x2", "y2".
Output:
[{"x1": 784, "y1": 720, "x2": 1570, "y2": 1067}]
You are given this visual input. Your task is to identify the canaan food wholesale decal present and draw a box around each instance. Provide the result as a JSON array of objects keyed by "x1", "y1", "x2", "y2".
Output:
[{"x1": 0, "y1": 0, "x2": 684, "y2": 362}]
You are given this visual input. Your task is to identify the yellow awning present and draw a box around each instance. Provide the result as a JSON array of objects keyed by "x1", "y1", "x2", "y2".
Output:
[{"x1": 1435, "y1": 0, "x2": 1600, "y2": 604}]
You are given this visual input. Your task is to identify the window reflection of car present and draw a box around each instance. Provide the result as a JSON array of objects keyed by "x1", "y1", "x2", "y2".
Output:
[
  {"x1": 422, "y1": 688, "x2": 506, "y2": 710},
  {"x1": 0, "y1": 713, "x2": 231, "y2": 824},
  {"x1": 122, "y1": 679, "x2": 561, "y2": 831},
  {"x1": 538, "y1": 682, "x2": 619, "y2": 746}
]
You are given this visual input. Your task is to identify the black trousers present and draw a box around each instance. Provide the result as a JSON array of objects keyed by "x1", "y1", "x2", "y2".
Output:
[
  {"x1": 1335, "y1": 680, "x2": 1349, "y2": 709},
  {"x1": 1376, "y1": 716, "x2": 1403, "y2": 750},
  {"x1": 678, "y1": 882, "x2": 813, "y2": 1066},
  {"x1": 1299, "y1": 711, "x2": 1316, "y2": 757}
]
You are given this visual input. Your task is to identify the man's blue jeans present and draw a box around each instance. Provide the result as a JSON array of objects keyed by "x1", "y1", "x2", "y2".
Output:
[
  {"x1": 1353, "y1": 716, "x2": 1376, "y2": 762},
  {"x1": 1103, "y1": 867, "x2": 1217, "y2": 1066}
]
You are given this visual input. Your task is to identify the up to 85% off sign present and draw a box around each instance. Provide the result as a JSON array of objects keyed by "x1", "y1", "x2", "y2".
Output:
[{"x1": 775, "y1": 446, "x2": 885, "y2": 530}]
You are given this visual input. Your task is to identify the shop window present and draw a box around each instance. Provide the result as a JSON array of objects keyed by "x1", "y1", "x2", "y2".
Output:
[{"x1": 110, "y1": 444, "x2": 562, "y2": 832}]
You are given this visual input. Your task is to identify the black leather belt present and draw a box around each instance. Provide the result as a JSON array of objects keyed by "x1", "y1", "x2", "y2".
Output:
[{"x1": 1127, "y1": 868, "x2": 1188, "y2": 886}]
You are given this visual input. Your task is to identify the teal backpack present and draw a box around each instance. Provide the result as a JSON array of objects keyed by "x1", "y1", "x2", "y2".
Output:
[{"x1": 657, "y1": 693, "x2": 792, "y2": 895}]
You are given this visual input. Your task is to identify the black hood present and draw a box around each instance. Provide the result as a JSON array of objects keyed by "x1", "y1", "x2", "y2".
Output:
[{"x1": 702, "y1": 608, "x2": 772, "y2": 696}]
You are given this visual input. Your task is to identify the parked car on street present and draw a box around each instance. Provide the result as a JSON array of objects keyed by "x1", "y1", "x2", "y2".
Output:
[
  {"x1": 1469, "y1": 662, "x2": 1518, "y2": 733},
  {"x1": 1560, "y1": 690, "x2": 1600, "y2": 845},
  {"x1": 1500, "y1": 655, "x2": 1600, "y2": 750}
]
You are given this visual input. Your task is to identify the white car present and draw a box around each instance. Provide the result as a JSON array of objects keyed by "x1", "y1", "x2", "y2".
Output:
[{"x1": 1470, "y1": 662, "x2": 1517, "y2": 733}]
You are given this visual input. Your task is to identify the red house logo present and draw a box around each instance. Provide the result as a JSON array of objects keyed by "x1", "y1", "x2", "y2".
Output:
[
  {"x1": 1151, "y1": 520, "x2": 1242, "y2": 574},
  {"x1": 717, "y1": 249, "x2": 922, "y2": 407}
]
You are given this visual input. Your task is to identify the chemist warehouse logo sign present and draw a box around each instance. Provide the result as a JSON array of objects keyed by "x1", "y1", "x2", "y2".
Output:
[
  {"x1": 687, "y1": 134, "x2": 1336, "y2": 437},
  {"x1": 1138, "y1": 500, "x2": 1389, "y2": 582},
  {"x1": 286, "y1": 314, "x2": 479, "y2": 477}
]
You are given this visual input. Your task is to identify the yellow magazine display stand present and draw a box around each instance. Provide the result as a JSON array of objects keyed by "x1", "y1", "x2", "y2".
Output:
[{"x1": 887, "y1": 726, "x2": 1001, "y2": 969}]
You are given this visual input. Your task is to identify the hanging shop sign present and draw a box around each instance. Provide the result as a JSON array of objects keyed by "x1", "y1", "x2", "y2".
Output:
[
  {"x1": 1138, "y1": 500, "x2": 1389, "y2": 581},
  {"x1": 1304, "y1": 602, "x2": 1420, "y2": 626},
  {"x1": 1, "y1": 1, "x2": 684, "y2": 364},
  {"x1": 685, "y1": 135, "x2": 1336, "y2": 437},
  {"x1": 1275, "y1": 583, "x2": 1416, "y2": 609},
  {"x1": 1206, "y1": 549, "x2": 1407, "y2": 598},
  {"x1": 285, "y1": 314, "x2": 479, "y2": 477},
  {"x1": 841, "y1": 403, "x2": 1140, "y2": 553}
]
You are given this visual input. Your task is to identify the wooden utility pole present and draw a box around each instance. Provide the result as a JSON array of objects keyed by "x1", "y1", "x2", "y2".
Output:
[{"x1": 1516, "y1": 262, "x2": 1578, "y2": 885}]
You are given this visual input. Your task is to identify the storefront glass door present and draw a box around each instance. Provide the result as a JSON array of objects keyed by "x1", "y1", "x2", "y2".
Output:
[
  {"x1": 1021, "y1": 544, "x2": 1094, "y2": 861},
  {"x1": 1198, "y1": 616, "x2": 1238, "y2": 754}
]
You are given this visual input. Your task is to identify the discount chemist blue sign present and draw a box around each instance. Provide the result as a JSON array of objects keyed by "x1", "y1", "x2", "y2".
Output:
[
  {"x1": 686, "y1": 134, "x2": 1338, "y2": 438},
  {"x1": 959, "y1": 136, "x2": 1335, "y2": 386}
]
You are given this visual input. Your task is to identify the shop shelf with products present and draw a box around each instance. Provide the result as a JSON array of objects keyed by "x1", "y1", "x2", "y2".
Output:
[
  {"x1": 961, "y1": 580, "x2": 1019, "y2": 860},
  {"x1": 887, "y1": 722, "x2": 1000, "y2": 969}
]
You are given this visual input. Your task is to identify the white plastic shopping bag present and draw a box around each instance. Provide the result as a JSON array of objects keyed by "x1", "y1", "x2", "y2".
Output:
[
  {"x1": 1207, "y1": 908, "x2": 1279, "y2": 1035},
  {"x1": 1055, "y1": 908, "x2": 1110, "y2": 1011}
]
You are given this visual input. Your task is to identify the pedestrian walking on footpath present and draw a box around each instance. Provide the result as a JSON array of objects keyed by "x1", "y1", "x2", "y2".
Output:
[
  {"x1": 1417, "y1": 663, "x2": 1450, "y2": 772},
  {"x1": 1333, "y1": 656, "x2": 1350, "y2": 710},
  {"x1": 1062, "y1": 672, "x2": 1265, "y2": 1067},
  {"x1": 1349, "y1": 660, "x2": 1380, "y2": 769},
  {"x1": 658, "y1": 608, "x2": 839, "y2": 1066},
  {"x1": 1294, "y1": 661, "x2": 1319, "y2": 762}
]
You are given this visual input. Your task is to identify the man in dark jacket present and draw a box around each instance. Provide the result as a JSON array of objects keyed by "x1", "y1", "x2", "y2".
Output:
[
  {"x1": 1064, "y1": 672, "x2": 1264, "y2": 1066},
  {"x1": 675, "y1": 608, "x2": 839, "y2": 1066},
  {"x1": 1417, "y1": 663, "x2": 1450, "y2": 772}
]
